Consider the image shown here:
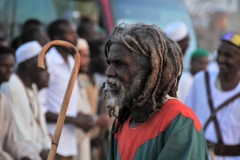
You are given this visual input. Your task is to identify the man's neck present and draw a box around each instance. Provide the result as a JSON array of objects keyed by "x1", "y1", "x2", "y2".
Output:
[
  {"x1": 56, "y1": 46, "x2": 70, "y2": 63},
  {"x1": 219, "y1": 72, "x2": 240, "y2": 91},
  {"x1": 17, "y1": 72, "x2": 32, "y2": 89}
]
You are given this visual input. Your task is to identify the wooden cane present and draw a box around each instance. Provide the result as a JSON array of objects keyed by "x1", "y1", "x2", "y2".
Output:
[{"x1": 38, "y1": 40, "x2": 80, "y2": 160}]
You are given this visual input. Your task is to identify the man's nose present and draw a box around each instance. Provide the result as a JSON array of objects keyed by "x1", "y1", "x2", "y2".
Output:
[{"x1": 106, "y1": 65, "x2": 116, "y2": 77}]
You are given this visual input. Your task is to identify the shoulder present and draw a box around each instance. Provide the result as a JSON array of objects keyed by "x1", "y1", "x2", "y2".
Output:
[{"x1": 155, "y1": 100, "x2": 202, "y2": 132}]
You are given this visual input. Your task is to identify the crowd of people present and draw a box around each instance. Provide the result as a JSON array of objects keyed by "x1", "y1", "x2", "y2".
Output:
[
  {"x1": 0, "y1": 15, "x2": 240, "y2": 160},
  {"x1": 0, "y1": 16, "x2": 111, "y2": 160}
]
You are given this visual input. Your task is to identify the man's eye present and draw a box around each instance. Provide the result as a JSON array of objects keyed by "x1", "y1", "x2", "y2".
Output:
[{"x1": 116, "y1": 62, "x2": 123, "y2": 67}]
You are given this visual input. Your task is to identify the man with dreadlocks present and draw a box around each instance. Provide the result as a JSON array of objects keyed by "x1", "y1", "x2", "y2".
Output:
[{"x1": 101, "y1": 23, "x2": 208, "y2": 160}]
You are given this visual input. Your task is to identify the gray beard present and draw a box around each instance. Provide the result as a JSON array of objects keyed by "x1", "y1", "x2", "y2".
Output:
[{"x1": 105, "y1": 70, "x2": 145, "y2": 108}]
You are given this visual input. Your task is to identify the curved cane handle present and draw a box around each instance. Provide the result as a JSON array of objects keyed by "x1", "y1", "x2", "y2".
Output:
[{"x1": 38, "y1": 40, "x2": 80, "y2": 160}]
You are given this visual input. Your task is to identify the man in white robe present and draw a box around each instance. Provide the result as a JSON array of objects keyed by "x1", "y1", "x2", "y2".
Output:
[
  {"x1": 178, "y1": 48, "x2": 209, "y2": 101},
  {"x1": 1, "y1": 41, "x2": 51, "y2": 159},
  {"x1": 185, "y1": 32, "x2": 240, "y2": 160},
  {"x1": 0, "y1": 45, "x2": 41, "y2": 160}
]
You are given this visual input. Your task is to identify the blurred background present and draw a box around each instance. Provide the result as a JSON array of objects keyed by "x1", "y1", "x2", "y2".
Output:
[{"x1": 0, "y1": 0, "x2": 239, "y2": 68}]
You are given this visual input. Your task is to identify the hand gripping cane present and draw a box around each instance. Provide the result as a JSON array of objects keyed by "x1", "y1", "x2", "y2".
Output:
[{"x1": 38, "y1": 40, "x2": 80, "y2": 160}]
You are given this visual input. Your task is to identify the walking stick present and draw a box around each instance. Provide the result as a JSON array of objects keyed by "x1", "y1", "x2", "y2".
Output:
[{"x1": 38, "y1": 40, "x2": 80, "y2": 160}]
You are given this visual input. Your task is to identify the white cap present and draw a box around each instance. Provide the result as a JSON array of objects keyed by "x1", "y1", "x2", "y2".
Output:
[
  {"x1": 76, "y1": 38, "x2": 89, "y2": 51},
  {"x1": 16, "y1": 41, "x2": 42, "y2": 65},
  {"x1": 164, "y1": 21, "x2": 188, "y2": 41}
]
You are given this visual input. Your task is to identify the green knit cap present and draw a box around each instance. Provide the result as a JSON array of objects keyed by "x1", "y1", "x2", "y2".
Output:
[{"x1": 191, "y1": 48, "x2": 209, "y2": 59}]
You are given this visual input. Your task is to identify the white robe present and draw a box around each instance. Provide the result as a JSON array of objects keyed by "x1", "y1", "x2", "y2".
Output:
[
  {"x1": 0, "y1": 74, "x2": 51, "y2": 155},
  {"x1": 177, "y1": 71, "x2": 193, "y2": 102},
  {"x1": 185, "y1": 71, "x2": 240, "y2": 160},
  {"x1": 0, "y1": 92, "x2": 40, "y2": 160}
]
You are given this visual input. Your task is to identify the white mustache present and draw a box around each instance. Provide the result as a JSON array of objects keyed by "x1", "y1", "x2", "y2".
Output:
[{"x1": 106, "y1": 77, "x2": 122, "y2": 89}]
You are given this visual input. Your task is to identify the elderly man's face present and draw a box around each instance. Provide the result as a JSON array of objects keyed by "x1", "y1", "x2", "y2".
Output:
[
  {"x1": 217, "y1": 41, "x2": 240, "y2": 74},
  {"x1": 106, "y1": 43, "x2": 142, "y2": 106}
]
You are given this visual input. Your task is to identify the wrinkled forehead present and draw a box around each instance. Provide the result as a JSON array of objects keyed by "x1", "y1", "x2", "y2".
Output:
[
  {"x1": 107, "y1": 42, "x2": 139, "y2": 65},
  {"x1": 108, "y1": 43, "x2": 132, "y2": 58}
]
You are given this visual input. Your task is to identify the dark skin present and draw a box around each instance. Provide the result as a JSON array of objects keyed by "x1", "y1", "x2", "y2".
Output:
[
  {"x1": 53, "y1": 23, "x2": 78, "y2": 63},
  {"x1": 0, "y1": 54, "x2": 14, "y2": 84},
  {"x1": 217, "y1": 41, "x2": 240, "y2": 91},
  {"x1": 88, "y1": 40, "x2": 107, "y2": 76},
  {"x1": 177, "y1": 35, "x2": 189, "y2": 56},
  {"x1": 106, "y1": 43, "x2": 143, "y2": 127},
  {"x1": 106, "y1": 43, "x2": 139, "y2": 95},
  {"x1": 30, "y1": 28, "x2": 50, "y2": 46},
  {"x1": 17, "y1": 56, "x2": 39, "y2": 89},
  {"x1": 35, "y1": 68, "x2": 50, "y2": 90},
  {"x1": 190, "y1": 56, "x2": 209, "y2": 76}
]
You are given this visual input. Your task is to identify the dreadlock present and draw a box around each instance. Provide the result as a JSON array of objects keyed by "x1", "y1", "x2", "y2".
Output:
[{"x1": 102, "y1": 23, "x2": 183, "y2": 133}]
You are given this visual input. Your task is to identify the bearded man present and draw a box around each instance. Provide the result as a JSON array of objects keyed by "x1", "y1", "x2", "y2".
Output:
[{"x1": 101, "y1": 23, "x2": 208, "y2": 160}]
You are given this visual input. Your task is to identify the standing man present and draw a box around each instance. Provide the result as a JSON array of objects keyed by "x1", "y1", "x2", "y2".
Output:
[
  {"x1": 101, "y1": 23, "x2": 208, "y2": 160},
  {"x1": 0, "y1": 45, "x2": 41, "y2": 160},
  {"x1": 41, "y1": 19, "x2": 93, "y2": 159},
  {"x1": 178, "y1": 48, "x2": 209, "y2": 101},
  {"x1": 0, "y1": 41, "x2": 51, "y2": 160},
  {"x1": 185, "y1": 32, "x2": 240, "y2": 160}
]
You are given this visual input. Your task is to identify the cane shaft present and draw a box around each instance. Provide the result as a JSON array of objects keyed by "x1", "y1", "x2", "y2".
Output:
[{"x1": 38, "y1": 40, "x2": 80, "y2": 160}]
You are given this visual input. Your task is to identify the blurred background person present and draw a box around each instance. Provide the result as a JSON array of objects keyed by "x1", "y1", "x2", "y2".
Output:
[
  {"x1": 78, "y1": 15, "x2": 107, "y2": 42},
  {"x1": 185, "y1": 32, "x2": 240, "y2": 160},
  {"x1": 0, "y1": 41, "x2": 51, "y2": 160},
  {"x1": 75, "y1": 38, "x2": 93, "y2": 160},
  {"x1": 87, "y1": 39, "x2": 110, "y2": 160},
  {"x1": 0, "y1": 37, "x2": 8, "y2": 47},
  {"x1": 75, "y1": 38, "x2": 111, "y2": 160},
  {"x1": 0, "y1": 45, "x2": 41, "y2": 160},
  {"x1": 21, "y1": 27, "x2": 49, "y2": 47},
  {"x1": 178, "y1": 48, "x2": 209, "y2": 101},
  {"x1": 21, "y1": 19, "x2": 49, "y2": 47},
  {"x1": 40, "y1": 19, "x2": 93, "y2": 160},
  {"x1": 164, "y1": 21, "x2": 190, "y2": 58}
]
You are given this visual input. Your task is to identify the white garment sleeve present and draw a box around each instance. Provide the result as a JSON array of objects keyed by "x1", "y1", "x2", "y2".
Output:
[{"x1": 184, "y1": 72, "x2": 203, "y2": 111}]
